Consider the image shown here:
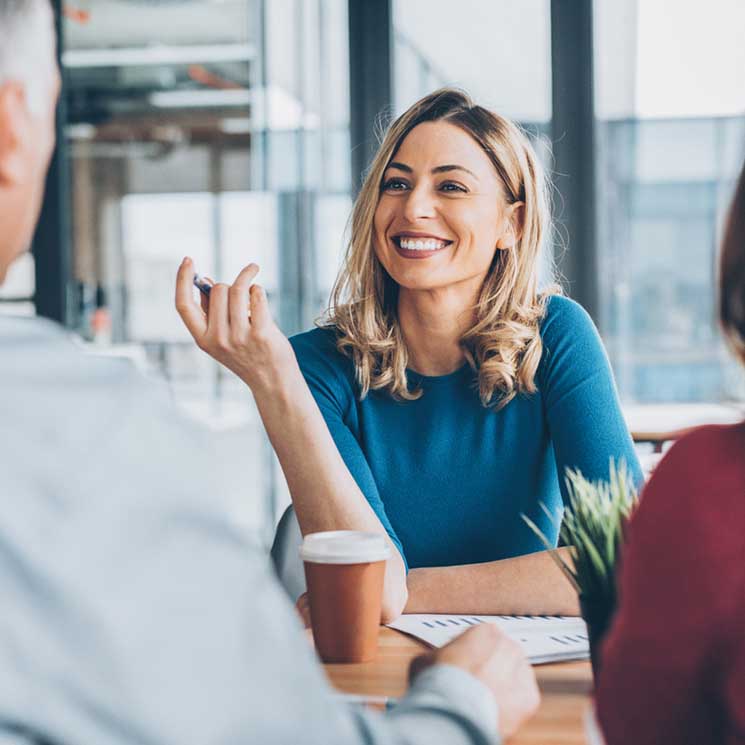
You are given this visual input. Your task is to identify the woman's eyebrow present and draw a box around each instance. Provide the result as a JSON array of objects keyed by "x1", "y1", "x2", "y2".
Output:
[{"x1": 386, "y1": 162, "x2": 479, "y2": 180}]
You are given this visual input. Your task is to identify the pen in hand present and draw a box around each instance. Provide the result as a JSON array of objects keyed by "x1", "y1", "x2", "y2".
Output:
[
  {"x1": 193, "y1": 273, "x2": 213, "y2": 298},
  {"x1": 192, "y1": 271, "x2": 254, "y2": 319}
]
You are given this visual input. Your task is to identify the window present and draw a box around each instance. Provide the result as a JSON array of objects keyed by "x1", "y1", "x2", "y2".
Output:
[
  {"x1": 594, "y1": 0, "x2": 745, "y2": 402},
  {"x1": 62, "y1": 0, "x2": 352, "y2": 539},
  {"x1": 393, "y1": 0, "x2": 551, "y2": 127}
]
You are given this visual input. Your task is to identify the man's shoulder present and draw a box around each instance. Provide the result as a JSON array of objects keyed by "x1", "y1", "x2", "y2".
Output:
[
  {"x1": 0, "y1": 319, "x2": 197, "y2": 446},
  {"x1": 653, "y1": 421, "x2": 745, "y2": 487},
  {"x1": 0, "y1": 320, "x2": 228, "y2": 512},
  {"x1": 635, "y1": 422, "x2": 745, "y2": 545},
  {"x1": 0, "y1": 313, "x2": 67, "y2": 344},
  {"x1": 1, "y1": 318, "x2": 154, "y2": 395}
]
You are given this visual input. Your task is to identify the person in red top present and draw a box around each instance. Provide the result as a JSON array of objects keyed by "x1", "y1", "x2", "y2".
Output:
[{"x1": 595, "y1": 160, "x2": 745, "y2": 744}]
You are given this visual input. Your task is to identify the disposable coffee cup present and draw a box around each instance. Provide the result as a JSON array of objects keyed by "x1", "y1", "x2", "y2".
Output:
[{"x1": 300, "y1": 531, "x2": 390, "y2": 664}]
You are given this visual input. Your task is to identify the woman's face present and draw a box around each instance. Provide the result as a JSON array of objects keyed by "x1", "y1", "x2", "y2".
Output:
[{"x1": 373, "y1": 120, "x2": 519, "y2": 295}]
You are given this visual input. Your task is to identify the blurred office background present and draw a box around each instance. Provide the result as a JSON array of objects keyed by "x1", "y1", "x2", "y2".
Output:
[{"x1": 1, "y1": 0, "x2": 743, "y2": 542}]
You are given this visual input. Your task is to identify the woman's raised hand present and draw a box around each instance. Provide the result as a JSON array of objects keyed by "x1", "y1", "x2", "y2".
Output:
[{"x1": 175, "y1": 257, "x2": 296, "y2": 392}]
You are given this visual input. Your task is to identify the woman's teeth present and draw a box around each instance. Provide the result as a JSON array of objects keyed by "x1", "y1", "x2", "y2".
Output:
[{"x1": 398, "y1": 238, "x2": 449, "y2": 251}]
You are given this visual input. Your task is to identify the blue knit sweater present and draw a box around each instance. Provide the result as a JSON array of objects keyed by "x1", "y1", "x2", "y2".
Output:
[{"x1": 290, "y1": 295, "x2": 642, "y2": 570}]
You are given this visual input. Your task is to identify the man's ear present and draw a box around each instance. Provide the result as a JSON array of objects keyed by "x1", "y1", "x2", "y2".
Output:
[
  {"x1": 0, "y1": 81, "x2": 30, "y2": 187},
  {"x1": 495, "y1": 201, "x2": 525, "y2": 250}
]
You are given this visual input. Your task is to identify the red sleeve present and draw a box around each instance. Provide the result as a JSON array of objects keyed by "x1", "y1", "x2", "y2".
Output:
[{"x1": 595, "y1": 426, "x2": 745, "y2": 745}]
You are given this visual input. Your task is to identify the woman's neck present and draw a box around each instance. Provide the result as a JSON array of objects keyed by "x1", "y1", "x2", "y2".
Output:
[{"x1": 397, "y1": 286, "x2": 477, "y2": 376}]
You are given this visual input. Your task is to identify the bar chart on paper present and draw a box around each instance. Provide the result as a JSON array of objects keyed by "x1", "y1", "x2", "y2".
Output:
[{"x1": 386, "y1": 614, "x2": 590, "y2": 665}]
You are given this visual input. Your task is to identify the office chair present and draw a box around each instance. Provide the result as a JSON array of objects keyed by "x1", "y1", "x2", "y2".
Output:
[{"x1": 270, "y1": 504, "x2": 306, "y2": 602}]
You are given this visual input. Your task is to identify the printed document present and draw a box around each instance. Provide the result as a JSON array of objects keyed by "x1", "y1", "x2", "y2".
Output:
[{"x1": 387, "y1": 614, "x2": 589, "y2": 665}]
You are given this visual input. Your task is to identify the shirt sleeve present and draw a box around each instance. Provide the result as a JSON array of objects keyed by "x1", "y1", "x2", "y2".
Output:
[
  {"x1": 375, "y1": 664, "x2": 499, "y2": 745},
  {"x1": 594, "y1": 430, "x2": 744, "y2": 744},
  {"x1": 290, "y1": 330, "x2": 407, "y2": 567},
  {"x1": 538, "y1": 296, "x2": 643, "y2": 503},
  {"x1": 0, "y1": 464, "x2": 498, "y2": 745}
]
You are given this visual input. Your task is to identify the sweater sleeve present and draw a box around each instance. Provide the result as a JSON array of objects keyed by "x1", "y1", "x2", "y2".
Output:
[
  {"x1": 538, "y1": 296, "x2": 643, "y2": 501},
  {"x1": 594, "y1": 427, "x2": 745, "y2": 744},
  {"x1": 290, "y1": 329, "x2": 407, "y2": 567}
]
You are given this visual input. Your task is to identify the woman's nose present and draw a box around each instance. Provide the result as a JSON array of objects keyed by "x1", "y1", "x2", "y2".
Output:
[{"x1": 402, "y1": 185, "x2": 437, "y2": 222}]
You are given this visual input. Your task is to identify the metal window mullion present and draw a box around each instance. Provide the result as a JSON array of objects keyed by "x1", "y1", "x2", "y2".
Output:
[
  {"x1": 348, "y1": 0, "x2": 393, "y2": 194},
  {"x1": 550, "y1": 0, "x2": 599, "y2": 321}
]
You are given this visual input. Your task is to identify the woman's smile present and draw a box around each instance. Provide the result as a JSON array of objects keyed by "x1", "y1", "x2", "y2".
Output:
[{"x1": 391, "y1": 231, "x2": 454, "y2": 259}]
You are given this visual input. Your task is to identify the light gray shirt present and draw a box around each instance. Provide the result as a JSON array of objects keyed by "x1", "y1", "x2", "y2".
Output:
[{"x1": 0, "y1": 316, "x2": 499, "y2": 745}]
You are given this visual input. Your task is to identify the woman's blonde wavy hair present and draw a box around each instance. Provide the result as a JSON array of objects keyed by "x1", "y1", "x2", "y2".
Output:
[{"x1": 324, "y1": 88, "x2": 557, "y2": 410}]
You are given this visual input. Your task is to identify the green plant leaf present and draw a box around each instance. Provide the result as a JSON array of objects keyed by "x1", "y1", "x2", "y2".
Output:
[{"x1": 520, "y1": 458, "x2": 639, "y2": 609}]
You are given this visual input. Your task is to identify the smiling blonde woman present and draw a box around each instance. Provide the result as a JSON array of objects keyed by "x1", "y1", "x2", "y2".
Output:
[
  {"x1": 331, "y1": 91, "x2": 549, "y2": 410},
  {"x1": 176, "y1": 88, "x2": 642, "y2": 620}
]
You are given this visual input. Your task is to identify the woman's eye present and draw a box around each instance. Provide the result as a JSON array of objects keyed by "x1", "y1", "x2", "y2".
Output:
[{"x1": 380, "y1": 178, "x2": 466, "y2": 193}]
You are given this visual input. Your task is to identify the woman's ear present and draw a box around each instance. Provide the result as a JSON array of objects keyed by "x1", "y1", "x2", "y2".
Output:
[{"x1": 495, "y1": 201, "x2": 525, "y2": 250}]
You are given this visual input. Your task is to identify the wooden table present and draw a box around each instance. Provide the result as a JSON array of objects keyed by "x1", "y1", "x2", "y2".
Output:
[
  {"x1": 625, "y1": 402, "x2": 744, "y2": 451},
  {"x1": 323, "y1": 626, "x2": 593, "y2": 744}
]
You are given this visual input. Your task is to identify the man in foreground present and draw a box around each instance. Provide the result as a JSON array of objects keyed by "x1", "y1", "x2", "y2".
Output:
[{"x1": 0, "y1": 1, "x2": 539, "y2": 743}]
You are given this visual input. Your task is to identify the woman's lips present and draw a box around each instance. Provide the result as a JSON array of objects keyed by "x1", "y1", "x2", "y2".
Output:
[{"x1": 391, "y1": 236, "x2": 452, "y2": 259}]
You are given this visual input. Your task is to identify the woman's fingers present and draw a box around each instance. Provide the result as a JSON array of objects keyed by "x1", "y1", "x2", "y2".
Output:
[
  {"x1": 177, "y1": 259, "x2": 279, "y2": 385},
  {"x1": 249, "y1": 283, "x2": 270, "y2": 331},
  {"x1": 199, "y1": 276, "x2": 214, "y2": 314},
  {"x1": 175, "y1": 257, "x2": 207, "y2": 341},
  {"x1": 206, "y1": 282, "x2": 230, "y2": 345},
  {"x1": 228, "y1": 264, "x2": 259, "y2": 338}
]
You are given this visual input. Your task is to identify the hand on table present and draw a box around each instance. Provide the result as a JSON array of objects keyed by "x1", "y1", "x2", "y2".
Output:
[
  {"x1": 175, "y1": 257, "x2": 297, "y2": 392},
  {"x1": 409, "y1": 624, "x2": 540, "y2": 739}
]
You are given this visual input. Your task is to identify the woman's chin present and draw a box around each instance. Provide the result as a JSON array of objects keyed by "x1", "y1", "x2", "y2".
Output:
[{"x1": 391, "y1": 273, "x2": 456, "y2": 293}]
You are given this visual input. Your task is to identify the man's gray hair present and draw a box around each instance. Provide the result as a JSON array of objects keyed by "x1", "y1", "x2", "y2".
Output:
[{"x1": 0, "y1": 0, "x2": 56, "y2": 113}]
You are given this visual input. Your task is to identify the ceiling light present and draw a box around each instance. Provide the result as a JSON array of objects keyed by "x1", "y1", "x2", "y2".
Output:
[
  {"x1": 149, "y1": 89, "x2": 251, "y2": 108},
  {"x1": 63, "y1": 43, "x2": 254, "y2": 69}
]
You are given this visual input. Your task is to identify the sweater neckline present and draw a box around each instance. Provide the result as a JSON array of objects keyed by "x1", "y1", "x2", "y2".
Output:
[{"x1": 406, "y1": 361, "x2": 473, "y2": 386}]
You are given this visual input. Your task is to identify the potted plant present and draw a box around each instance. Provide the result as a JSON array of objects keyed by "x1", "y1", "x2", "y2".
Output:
[{"x1": 523, "y1": 459, "x2": 639, "y2": 679}]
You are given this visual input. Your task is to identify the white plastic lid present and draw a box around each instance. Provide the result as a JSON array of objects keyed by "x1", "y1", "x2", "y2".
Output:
[{"x1": 299, "y1": 530, "x2": 391, "y2": 565}]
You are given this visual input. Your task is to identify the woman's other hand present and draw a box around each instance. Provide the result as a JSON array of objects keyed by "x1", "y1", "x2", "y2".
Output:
[
  {"x1": 175, "y1": 257, "x2": 296, "y2": 392},
  {"x1": 295, "y1": 592, "x2": 312, "y2": 629}
]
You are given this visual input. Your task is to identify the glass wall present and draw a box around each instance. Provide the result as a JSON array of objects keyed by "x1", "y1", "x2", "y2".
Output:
[
  {"x1": 12, "y1": 1, "x2": 744, "y2": 545},
  {"x1": 595, "y1": 0, "x2": 745, "y2": 403},
  {"x1": 393, "y1": 0, "x2": 745, "y2": 404},
  {"x1": 393, "y1": 0, "x2": 551, "y2": 127},
  {"x1": 62, "y1": 0, "x2": 351, "y2": 539}
]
